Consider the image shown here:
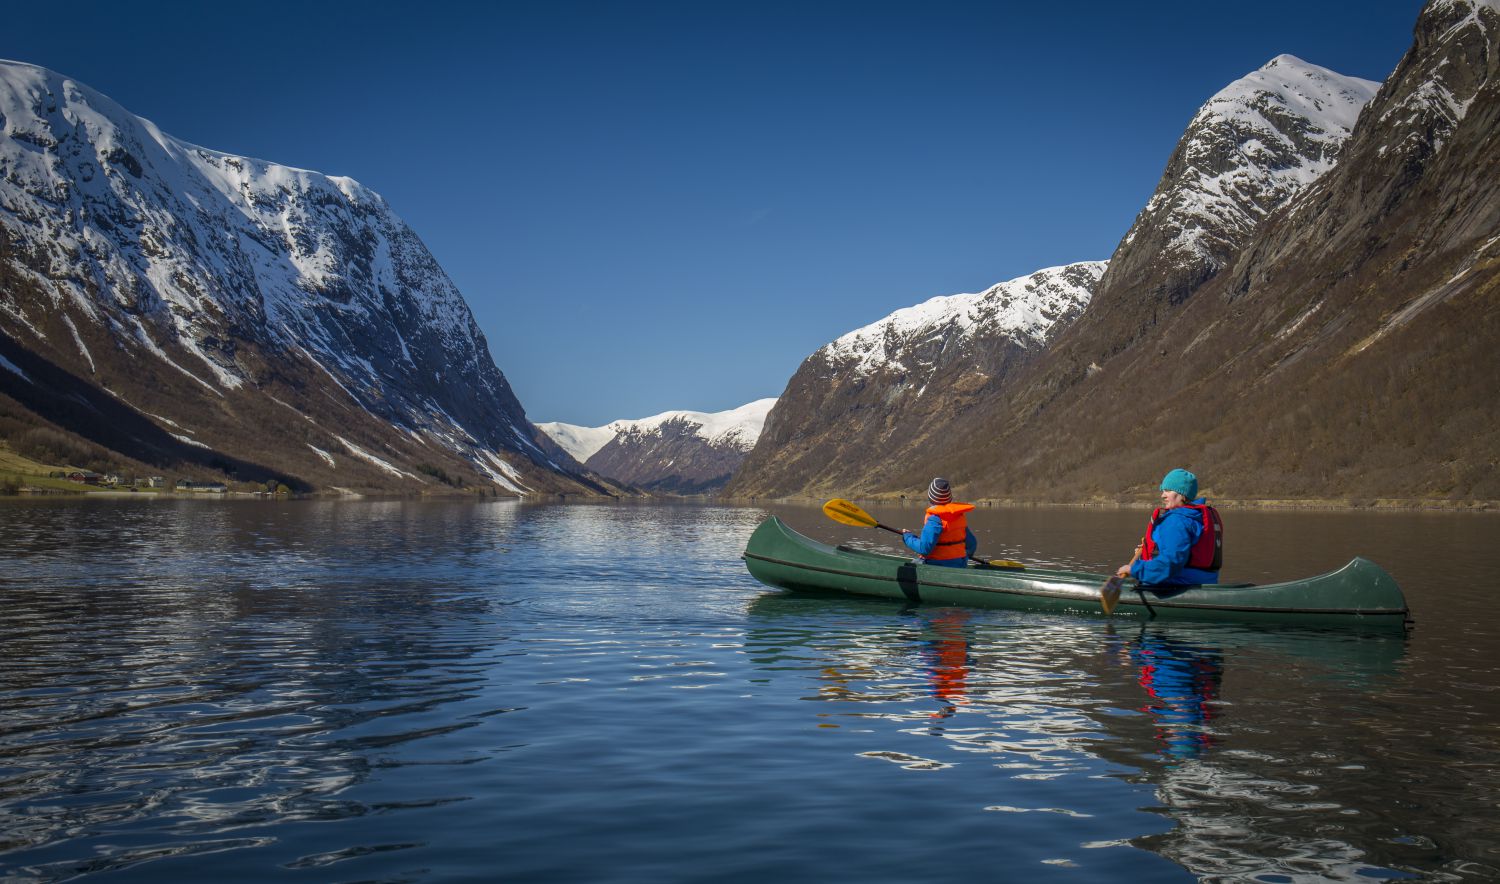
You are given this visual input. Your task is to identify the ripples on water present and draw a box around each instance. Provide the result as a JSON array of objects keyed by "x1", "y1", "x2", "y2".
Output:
[{"x1": 1, "y1": 499, "x2": 1498, "y2": 882}]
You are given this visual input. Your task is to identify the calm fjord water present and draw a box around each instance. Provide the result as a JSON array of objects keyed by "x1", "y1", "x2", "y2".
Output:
[{"x1": 1, "y1": 498, "x2": 1498, "y2": 882}]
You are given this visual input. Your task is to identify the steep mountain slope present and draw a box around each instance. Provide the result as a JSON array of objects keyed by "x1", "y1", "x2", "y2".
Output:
[
  {"x1": 724, "y1": 263, "x2": 1105, "y2": 497},
  {"x1": 1090, "y1": 55, "x2": 1378, "y2": 344},
  {"x1": 938, "y1": 0, "x2": 1500, "y2": 503},
  {"x1": 0, "y1": 61, "x2": 613, "y2": 496},
  {"x1": 727, "y1": 46, "x2": 1401, "y2": 502},
  {"x1": 540, "y1": 398, "x2": 774, "y2": 494}
]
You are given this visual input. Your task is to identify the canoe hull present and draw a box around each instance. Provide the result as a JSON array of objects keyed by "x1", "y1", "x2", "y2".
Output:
[{"x1": 742, "y1": 517, "x2": 1410, "y2": 630}]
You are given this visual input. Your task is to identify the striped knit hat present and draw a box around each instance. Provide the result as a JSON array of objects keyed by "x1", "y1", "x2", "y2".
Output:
[{"x1": 927, "y1": 477, "x2": 952, "y2": 505}]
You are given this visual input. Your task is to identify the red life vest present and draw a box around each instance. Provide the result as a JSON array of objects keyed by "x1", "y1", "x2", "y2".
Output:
[
  {"x1": 924, "y1": 502, "x2": 974, "y2": 563},
  {"x1": 1140, "y1": 503, "x2": 1222, "y2": 571}
]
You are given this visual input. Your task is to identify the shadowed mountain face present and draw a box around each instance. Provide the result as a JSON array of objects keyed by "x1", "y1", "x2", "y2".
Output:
[
  {"x1": 0, "y1": 61, "x2": 616, "y2": 496},
  {"x1": 585, "y1": 418, "x2": 751, "y2": 495},
  {"x1": 729, "y1": 2, "x2": 1500, "y2": 504}
]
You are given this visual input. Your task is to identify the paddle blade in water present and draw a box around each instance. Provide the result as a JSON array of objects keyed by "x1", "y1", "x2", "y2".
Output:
[
  {"x1": 823, "y1": 498, "x2": 878, "y2": 528},
  {"x1": 1099, "y1": 576, "x2": 1123, "y2": 615}
]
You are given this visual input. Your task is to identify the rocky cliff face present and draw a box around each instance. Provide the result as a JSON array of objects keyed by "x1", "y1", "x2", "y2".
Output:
[
  {"x1": 724, "y1": 262, "x2": 1105, "y2": 498},
  {"x1": 540, "y1": 399, "x2": 773, "y2": 495},
  {"x1": 0, "y1": 61, "x2": 614, "y2": 496}
]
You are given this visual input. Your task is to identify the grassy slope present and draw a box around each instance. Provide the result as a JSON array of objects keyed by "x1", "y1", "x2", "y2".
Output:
[{"x1": 0, "y1": 443, "x2": 163, "y2": 494}]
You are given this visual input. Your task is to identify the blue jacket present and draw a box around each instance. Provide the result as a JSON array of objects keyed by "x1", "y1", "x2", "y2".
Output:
[
  {"x1": 1129, "y1": 499, "x2": 1220, "y2": 586},
  {"x1": 903, "y1": 514, "x2": 977, "y2": 567}
]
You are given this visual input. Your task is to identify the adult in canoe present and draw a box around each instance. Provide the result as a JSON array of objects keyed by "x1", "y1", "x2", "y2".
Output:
[
  {"x1": 1117, "y1": 468, "x2": 1223, "y2": 587},
  {"x1": 901, "y1": 477, "x2": 978, "y2": 568}
]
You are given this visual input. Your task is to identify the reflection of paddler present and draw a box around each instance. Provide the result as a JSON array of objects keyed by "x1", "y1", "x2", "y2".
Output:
[
  {"x1": 921, "y1": 609, "x2": 971, "y2": 716},
  {"x1": 1113, "y1": 630, "x2": 1223, "y2": 764}
]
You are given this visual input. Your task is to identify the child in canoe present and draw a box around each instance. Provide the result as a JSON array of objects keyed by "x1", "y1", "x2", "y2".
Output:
[{"x1": 902, "y1": 477, "x2": 978, "y2": 568}]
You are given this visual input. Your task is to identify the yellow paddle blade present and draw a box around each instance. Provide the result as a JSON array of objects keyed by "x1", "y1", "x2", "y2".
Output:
[
  {"x1": 1099, "y1": 576, "x2": 1123, "y2": 616},
  {"x1": 822, "y1": 498, "x2": 879, "y2": 528},
  {"x1": 985, "y1": 559, "x2": 1025, "y2": 569}
]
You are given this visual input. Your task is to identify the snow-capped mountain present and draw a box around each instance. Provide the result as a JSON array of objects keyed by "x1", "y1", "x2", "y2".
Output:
[
  {"x1": 1074, "y1": 55, "x2": 1380, "y2": 350},
  {"x1": 973, "y1": 0, "x2": 1500, "y2": 503},
  {"x1": 539, "y1": 398, "x2": 775, "y2": 495},
  {"x1": 820, "y1": 263, "x2": 1108, "y2": 378},
  {"x1": 1130, "y1": 55, "x2": 1379, "y2": 265},
  {"x1": 740, "y1": 1, "x2": 1500, "y2": 504},
  {"x1": 0, "y1": 60, "x2": 612, "y2": 495},
  {"x1": 725, "y1": 262, "x2": 1105, "y2": 498}
]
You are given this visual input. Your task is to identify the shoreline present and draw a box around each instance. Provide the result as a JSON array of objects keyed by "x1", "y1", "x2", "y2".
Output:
[
  {"x1": 8, "y1": 487, "x2": 1497, "y2": 513},
  {"x1": 715, "y1": 495, "x2": 1500, "y2": 513}
]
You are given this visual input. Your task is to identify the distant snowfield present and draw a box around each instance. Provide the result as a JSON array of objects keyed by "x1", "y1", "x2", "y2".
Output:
[{"x1": 539, "y1": 398, "x2": 777, "y2": 463}]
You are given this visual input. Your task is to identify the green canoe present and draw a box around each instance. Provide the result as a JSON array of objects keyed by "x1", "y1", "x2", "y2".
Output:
[{"x1": 742, "y1": 516, "x2": 1411, "y2": 630}]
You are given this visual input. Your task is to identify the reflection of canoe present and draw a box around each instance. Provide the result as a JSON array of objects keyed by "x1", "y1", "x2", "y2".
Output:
[
  {"x1": 744, "y1": 592, "x2": 1407, "y2": 679},
  {"x1": 742, "y1": 517, "x2": 1411, "y2": 631}
]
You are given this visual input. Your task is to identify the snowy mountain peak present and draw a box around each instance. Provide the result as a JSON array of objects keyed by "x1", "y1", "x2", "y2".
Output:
[
  {"x1": 821, "y1": 261, "x2": 1108, "y2": 377},
  {"x1": 1214, "y1": 55, "x2": 1377, "y2": 135},
  {"x1": 539, "y1": 398, "x2": 777, "y2": 464},
  {"x1": 1130, "y1": 56, "x2": 1380, "y2": 264}
]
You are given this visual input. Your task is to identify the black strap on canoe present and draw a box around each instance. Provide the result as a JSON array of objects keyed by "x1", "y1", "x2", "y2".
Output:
[{"x1": 1135, "y1": 586, "x2": 1158, "y2": 619}]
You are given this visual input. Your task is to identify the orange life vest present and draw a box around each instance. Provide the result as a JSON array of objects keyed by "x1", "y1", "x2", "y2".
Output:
[
  {"x1": 924, "y1": 502, "x2": 975, "y2": 563},
  {"x1": 1140, "y1": 503, "x2": 1223, "y2": 572}
]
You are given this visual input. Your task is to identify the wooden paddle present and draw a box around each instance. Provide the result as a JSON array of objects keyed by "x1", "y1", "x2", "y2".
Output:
[
  {"x1": 1099, "y1": 575, "x2": 1124, "y2": 615},
  {"x1": 1100, "y1": 548, "x2": 1141, "y2": 615},
  {"x1": 821, "y1": 498, "x2": 1024, "y2": 568}
]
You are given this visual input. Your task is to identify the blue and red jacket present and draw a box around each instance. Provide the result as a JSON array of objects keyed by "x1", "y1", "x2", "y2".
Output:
[
  {"x1": 1129, "y1": 499, "x2": 1221, "y2": 586},
  {"x1": 904, "y1": 503, "x2": 977, "y2": 567}
]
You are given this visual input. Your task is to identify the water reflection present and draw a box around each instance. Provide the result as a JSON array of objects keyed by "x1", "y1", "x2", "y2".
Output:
[
  {"x1": 0, "y1": 499, "x2": 528, "y2": 879},
  {"x1": 0, "y1": 567, "x2": 504, "y2": 878},
  {"x1": 5, "y1": 500, "x2": 1494, "y2": 883},
  {"x1": 1104, "y1": 628, "x2": 1223, "y2": 766},
  {"x1": 745, "y1": 591, "x2": 1425, "y2": 880},
  {"x1": 920, "y1": 608, "x2": 971, "y2": 722}
]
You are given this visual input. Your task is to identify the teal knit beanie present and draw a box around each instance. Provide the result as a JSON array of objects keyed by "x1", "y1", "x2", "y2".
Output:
[{"x1": 1160, "y1": 468, "x2": 1198, "y2": 499}]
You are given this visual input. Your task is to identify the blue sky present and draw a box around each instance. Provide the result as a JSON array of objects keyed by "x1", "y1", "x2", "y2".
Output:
[{"x1": 2, "y1": 1, "x2": 1421, "y2": 426}]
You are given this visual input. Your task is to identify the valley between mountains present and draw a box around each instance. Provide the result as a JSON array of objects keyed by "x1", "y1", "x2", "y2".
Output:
[{"x1": 2, "y1": 0, "x2": 1496, "y2": 505}]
